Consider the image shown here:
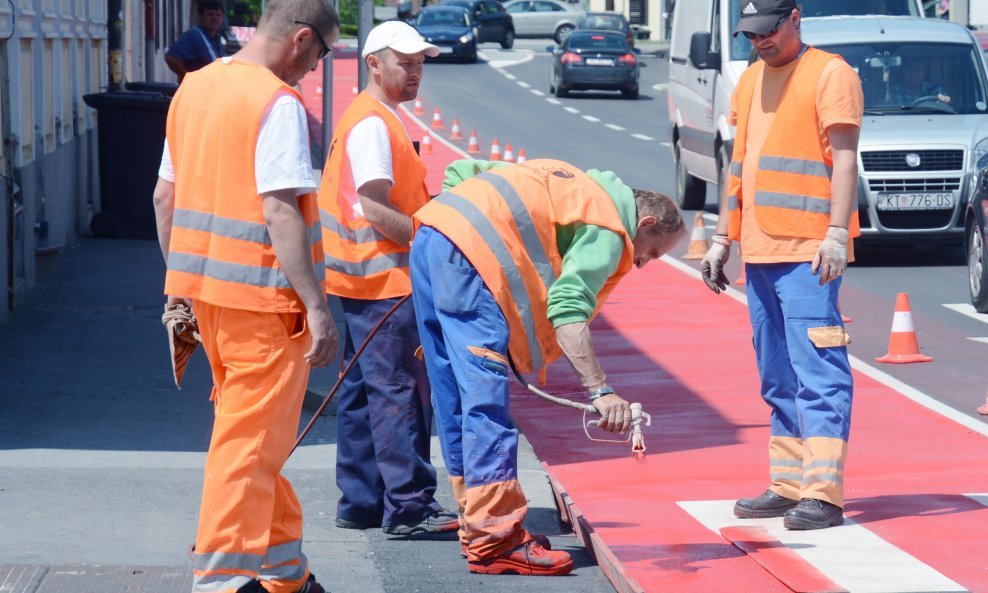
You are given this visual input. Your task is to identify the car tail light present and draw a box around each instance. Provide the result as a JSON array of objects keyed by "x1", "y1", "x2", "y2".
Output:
[
  {"x1": 561, "y1": 52, "x2": 582, "y2": 64},
  {"x1": 618, "y1": 53, "x2": 637, "y2": 65}
]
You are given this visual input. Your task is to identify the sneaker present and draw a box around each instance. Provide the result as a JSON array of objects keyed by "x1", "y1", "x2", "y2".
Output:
[
  {"x1": 733, "y1": 489, "x2": 799, "y2": 519},
  {"x1": 460, "y1": 534, "x2": 551, "y2": 558},
  {"x1": 783, "y1": 498, "x2": 844, "y2": 530},
  {"x1": 468, "y1": 538, "x2": 573, "y2": 576},
  {"x1": 335, "y1": 516, "x2": 382, "y2": 530},
  {"x1": 382, "y1": 509, "x2": 458, "y2": 535}
]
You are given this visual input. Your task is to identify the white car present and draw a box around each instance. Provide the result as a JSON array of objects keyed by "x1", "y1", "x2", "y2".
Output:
[{"x1": 504, "y1": 0, "x2": 584, "y2": 44}]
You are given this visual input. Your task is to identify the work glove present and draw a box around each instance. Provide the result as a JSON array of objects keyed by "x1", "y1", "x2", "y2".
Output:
[
  {"x1": 162, "y1": 300, "x2": 201, "y2": 389},
  {"x1": 700, "y1": 235, "x2": 731, "y2": 294},
  {"x1": 811, "y1": 226, "x2": 850, "y2": 285}
]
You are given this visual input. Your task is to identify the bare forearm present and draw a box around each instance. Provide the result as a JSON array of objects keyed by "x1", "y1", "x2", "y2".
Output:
[
  {"x1": 264, "y1": 195, "x2": 325, "y2": 311},
  {"x1": 829, "y1": 153, "x2": 857, "y2": 229},
  {"x1": 555, "y1": 321, "x2": 607, "y2": 391},
  {"x1": 152, "y1": 177, "x2": 176, "y2": 261},
  {"x1": 361, "y1": 197, "x2": 413, "y2": 245}
]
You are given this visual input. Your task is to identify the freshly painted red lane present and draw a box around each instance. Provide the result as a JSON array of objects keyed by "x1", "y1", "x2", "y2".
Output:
[
  {"x1": 511, "y1": 262, "x2": 988, "y2": 593},
  {"x1": 719, "y1": 526, "x2": 848, "y2": 593}
]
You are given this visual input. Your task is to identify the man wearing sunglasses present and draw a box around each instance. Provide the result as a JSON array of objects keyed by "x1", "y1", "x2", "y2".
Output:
[
  {"x1": 153, "y1": 1, "x2": 340, "y2": 592},
  {"x1": 700, "y1": 0, "x2": 863, "y2": 531}
]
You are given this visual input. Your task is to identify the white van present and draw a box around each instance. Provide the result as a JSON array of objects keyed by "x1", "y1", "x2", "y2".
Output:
[{"x1": 667, "y1": 0, "x2": 924, "y2": 211}]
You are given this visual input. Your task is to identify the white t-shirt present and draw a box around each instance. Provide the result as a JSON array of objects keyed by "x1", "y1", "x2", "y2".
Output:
[
  {"x1": 345, "y1": 101, "x2": 407, "y2": 189},
  {"x1": 158, "y1": 79, "x2": 318, "y2": 196}
]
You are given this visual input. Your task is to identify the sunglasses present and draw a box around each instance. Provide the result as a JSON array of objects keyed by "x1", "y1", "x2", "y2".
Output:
[
  {"x1": 742, "y1": 13, "x2": 790, "y2": 40},
  {"x1": 295, "y1": 20, "x2": 332, "y2": 60}
]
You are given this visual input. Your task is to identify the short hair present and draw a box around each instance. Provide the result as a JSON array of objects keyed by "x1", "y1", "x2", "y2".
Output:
[
  {"x1": 258, "y1": 0, "x2": 340, "y2": 40},
  {"x1": 198, "y1": 1, "x2": 223, "y2": 14},
  {"x1": 632, "y1": 189, "x2": 684, "y2": 236}
]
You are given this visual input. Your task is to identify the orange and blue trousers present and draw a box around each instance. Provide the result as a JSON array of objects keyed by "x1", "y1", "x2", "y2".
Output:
[
  {"x1": 190, "y1": 301, "x2": 313, "y2": 593},
  {"x1": 409, "y1": 226, "x2": 529, "y2": 562}
]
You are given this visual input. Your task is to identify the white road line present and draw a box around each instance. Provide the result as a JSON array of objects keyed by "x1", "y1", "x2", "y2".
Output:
[
  {"x1": 479, "y1": 49, "x2": 535, "y2": 69},
  {"x1": 582, "y1": 115, "x2": 600, "y2": 122},
  {"x1": 943, "y1": 303, "x2": 988, "y2": 325},
  {"x1": 546, "y1": 98, "x2": 562, "y2": 105},
  {"x1": 632, "y1": 133, "x2": 654, "y2": 141},
  {"x1": 503, "y1": 72, "x2": 517, "y2": 80},
  {"x1": 652, "y1": 82, "x2": 668, "y2": 92},
  {"x1": 679, "y1": 500, "x2": 966, "y2": 593},
  {"x1": 965, "y1": 493, "x2": 988, "y2": 507},
  {"x1": 660, "y1": 141, "x2": 671, "y2": 147},
  {"x1": 605, "y1": 123, "x2": 625, "y2": 131},
  {"x1": 530, "y1": 89, "x2": 545, "y2": 96},
  {"x1": 968, "y1": 337, "x2": 988, "y2": 344},
  {"x1": 564, "y1": 106, "x2": 580, "y2": 114},
  {"x1": 517, "y1": 81, "x2": 530, "y2": 88}
]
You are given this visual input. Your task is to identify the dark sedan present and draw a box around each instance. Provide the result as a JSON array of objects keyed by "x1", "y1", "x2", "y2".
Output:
[
  {"x1": 966, "y1": 163, "x2": 988, "y2": 312},
  {"x1": 414, "y1": 5, "x2": 478, "y2": 63},
  {"x1": 439, "y1": 0, "x2": 515, "y2": 48},
  {"x1": 548, "y1": 30, "x2": 641, "y2": 99}
]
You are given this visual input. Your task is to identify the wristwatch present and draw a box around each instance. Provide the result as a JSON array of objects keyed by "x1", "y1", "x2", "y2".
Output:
[{"x1": 588, "y1": 385, "x2": 615, "y2": 401}]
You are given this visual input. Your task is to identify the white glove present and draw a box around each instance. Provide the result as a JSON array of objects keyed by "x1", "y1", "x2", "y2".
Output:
[
  {"x1": 811, "y1": 226, "x2": 849, "y2": 285},
  {"x1": 700, "y1": 236, "x2": 731, "y2": 294}
]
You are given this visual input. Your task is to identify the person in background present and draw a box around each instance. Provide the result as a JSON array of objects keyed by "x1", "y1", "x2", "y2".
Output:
[{"x1": 166, "y1": 0, "x2": 226, "y2": 82}]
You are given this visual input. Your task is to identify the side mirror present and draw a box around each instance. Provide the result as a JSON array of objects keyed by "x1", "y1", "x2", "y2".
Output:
[{"x1": 689, "y1": 31, "x2": 721, "y2": 71}]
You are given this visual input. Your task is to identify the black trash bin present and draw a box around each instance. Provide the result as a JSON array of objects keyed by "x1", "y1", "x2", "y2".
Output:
[
  {"x1": 125, "y1": 81, "x2": 180, "y2": 97},
  {"x1": 83, "y1": 91, "x2": 171, "y2": 240}
]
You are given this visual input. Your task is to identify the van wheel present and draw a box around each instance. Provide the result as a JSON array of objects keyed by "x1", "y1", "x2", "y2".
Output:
[
  {"x1": 674, "y1": 139, "x2": 706, "y2": 210},
  {"x1": 969, "y1": 220, "x2": 988, "y2": 313}
]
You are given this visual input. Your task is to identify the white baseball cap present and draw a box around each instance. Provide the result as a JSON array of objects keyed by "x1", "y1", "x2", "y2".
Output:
[{"x1": 362, "y1": 20, "x2": 440, "y2": 58}]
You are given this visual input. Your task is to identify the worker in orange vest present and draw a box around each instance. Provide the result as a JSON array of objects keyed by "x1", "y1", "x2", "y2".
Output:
[
  {"x1": 701, "y1": 0, "x2": 862, "y2": 531},
  {"x1": 410, "y1": 158, "x2": 685, "y2": 575},
  {"x1": 151, "y1": 1, "x2": 340, "y2": 592},
  {"x1": 317, "y1": 21, "x2": 457, "y2": 536}
]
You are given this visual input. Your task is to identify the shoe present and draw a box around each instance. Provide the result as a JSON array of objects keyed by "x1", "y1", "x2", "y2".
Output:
[
  {"x1": 460, "y1": 533, "x2": 551, "y2": 558},
  {"x1": 783, "y1": 498, "x2": 844, "y2": 530},
  {"x1": 733, "y1": 489, "x2": 799, "y2": 518},
  {"x1": 335, "y1": 516, "x2": 382, "y2": 530},
  {"x1": 468, "y1": 539, "x2": 573, "y2": 576},
  {"x1": 382, "y1": 509, "x2": 458, "y2": 535},
  {"x1": 293, "y1": 573, "x2": 326, "y2": 593}
]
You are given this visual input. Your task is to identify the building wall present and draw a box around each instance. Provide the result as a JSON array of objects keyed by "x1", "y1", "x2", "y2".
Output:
[{"x1": 586, "y1": 0, "x2": 670, "y2": 41}]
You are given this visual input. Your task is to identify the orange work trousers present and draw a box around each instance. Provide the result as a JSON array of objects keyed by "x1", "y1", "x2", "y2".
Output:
[{"x1": 190, "y1": 301, "x2": 312, "y2": 593}]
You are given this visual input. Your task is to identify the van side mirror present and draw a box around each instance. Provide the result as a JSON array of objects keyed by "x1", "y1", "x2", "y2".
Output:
[{"x1": 689, "y1": 32, "x2": 721, "y2": 71}]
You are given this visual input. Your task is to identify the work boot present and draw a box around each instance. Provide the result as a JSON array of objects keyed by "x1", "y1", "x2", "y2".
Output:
[
  {"x1": 468, "y1": 538, "x2": 573, "y2": 576},
  {"x1": 783, "y1": 498, "x2": 844, "y2": 530},
  {"x1": 382, "y1": 508, "x2": 459, "y2": 535},
  {"x1": 733, "y1": 489, "x2": 799, "y2": 518},
  {"x1": 460, "y1": 534, "x2": 551, "y2": 558},
  {"x1": 335, "y1": 515, "x2": 382, "y2": 530}
]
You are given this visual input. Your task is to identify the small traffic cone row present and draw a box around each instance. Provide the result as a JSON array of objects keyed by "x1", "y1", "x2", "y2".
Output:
[
  {"x1": 467, "y1": 130, "x2": 481, "y2": 154},
  {"x1": 450, "y1": 118, "x2": 463, "y2": 140},
  {"x1": 420, "y1": 134, "x2": 433, "y2": 154},
  {"x1": 503, "y1": 143, "x2": 515, "y2": 163},
  {"x1": 875, "y1": 292, "x2": 932, "y2": 364},
  {"x1": 431, "y1": 108, "x2": 444, "y2": 130},
  {"x1": 413, "y1": 98, "x2": 425, "y2": 115},
  {"x1": 683, "y1": 212, "x2": 709, "y2": 260},
  {"x1": 490, "y1": 138, "x2": 502, "y2": 161},
  {"x1": 517, "y1": 148, "x2": 527, "y2": 164}
]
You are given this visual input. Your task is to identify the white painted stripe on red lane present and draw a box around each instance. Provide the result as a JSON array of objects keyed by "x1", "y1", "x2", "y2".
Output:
[
  {"x1": 678, "y1": 500, "x2": 967, "y2": 593},
  {"x1": 942, "y1": 303, "x2": 988, "y2": 324},
  {"x1": 965, "y1": 493, "x2": 988, "y2": 507}
]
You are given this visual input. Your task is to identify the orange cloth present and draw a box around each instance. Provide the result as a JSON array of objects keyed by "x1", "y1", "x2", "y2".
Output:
[{"x1": 729, "y1": 52, "x2": 863, "y2": 263}]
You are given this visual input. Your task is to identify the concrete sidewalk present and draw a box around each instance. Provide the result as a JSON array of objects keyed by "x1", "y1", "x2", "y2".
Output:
[{"x1": 0, "y1": 238, "x2": 614, "y2": 593}]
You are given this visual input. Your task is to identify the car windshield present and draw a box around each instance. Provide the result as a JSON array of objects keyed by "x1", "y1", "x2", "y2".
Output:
[
  {"x1": 567, "y1": 32, "x2": 627, "y2": 51},
  {"x1": 819, "y1": 42, "x2": 988, "y2": 115},
  {"x1": 417, "y1": 10, "x2": 469, "y2": 26},
  {"x1": 728, "y1": 0, "x2": 920, "y2": 60},
  {"x1": 580, "y1": 14, "x2": 625, "y2": 30}
]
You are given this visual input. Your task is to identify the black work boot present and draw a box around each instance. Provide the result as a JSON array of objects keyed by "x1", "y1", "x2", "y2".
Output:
[
  {"x1": 783, "y1": 498, "x2": 844, "y2": 530},
  {"x1": 733, "y1": 489, "x2": 799, "y2": 518},
  {"x1": 382, "y1": 508, "x2": 458, "y2": 536}
]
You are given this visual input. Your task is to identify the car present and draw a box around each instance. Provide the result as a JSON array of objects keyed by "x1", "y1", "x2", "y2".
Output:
[
  {"x1": 966, "y1": 163, "x2": 988, "y2": 311},
  {"x1": 439, "y1": 0, "x2": 515, "y2": 48},
  {"x1": 413, "y1": 5, "x2": 478, "y2": 63},
  {"x1": 548, "y1": 30, "x2": 641, "y2": 99},
  {"x1": 576, "y1": 11, "x2": 633, "y2": 47},
  {"x1": 503, "y1": 0, "x2": 584, "y2": 44}
]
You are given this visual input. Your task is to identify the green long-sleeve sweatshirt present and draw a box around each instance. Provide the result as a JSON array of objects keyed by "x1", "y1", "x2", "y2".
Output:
[{"x1": 441, "y1": 159, "x2": 637, "y2": 327}]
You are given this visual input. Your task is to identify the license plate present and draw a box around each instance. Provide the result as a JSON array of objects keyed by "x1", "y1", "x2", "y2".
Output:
[
  {"x1": 876, "y1": 192, "x2": 954, "y2": 211},
  {"x1": 585, "y1": 58, "x2": 614, "y2": 66},
  {"x1": 438, "y1": 46, "x2": 454, "y2": 54}
]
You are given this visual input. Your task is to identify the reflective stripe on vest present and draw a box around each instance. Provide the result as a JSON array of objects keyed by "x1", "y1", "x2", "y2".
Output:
[
  {"x1": 169, "y1": 252, "x2": 323, "y2": 289},
  {"x1": 319, "y1": 208, "x2": 389, "y2": 245},
  {"x1": 324, "y1": 250, "x2": 410, "y2": 277},
  {"x1": 176, "y1": 208, "x2": 321, "y2": 246}
]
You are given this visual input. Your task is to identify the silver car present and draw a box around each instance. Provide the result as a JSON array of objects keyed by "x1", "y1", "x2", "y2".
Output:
[{"x1": 504, "y1": 0, "x2": 584, "y2": 44}]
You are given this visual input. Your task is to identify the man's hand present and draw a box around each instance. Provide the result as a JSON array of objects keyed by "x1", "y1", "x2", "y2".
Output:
[
  {"x1": 811, "y1": 226, "x2": 849, "y2": 285},
  {"x1": 305, "y1": 303, "x2": 339, "y2": 367},
  {"x1": 700, "y1": 236, "x2": 731, "y2": 294},
  {"x1": 592, "y1": 393, "x2": 632, "y2": 434},
  {"x1": 166, "y1": 295, "x2": 193, "y2": 308}
]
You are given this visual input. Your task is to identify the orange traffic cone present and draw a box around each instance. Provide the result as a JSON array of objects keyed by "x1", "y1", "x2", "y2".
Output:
[
  {"x1": 413, "y1": 98, "x2": 425, "y2": 115},
  {"x1": 683, "y1": 212, "x2": 709, "y2": 260},
  {"x1": 467, "y1": 130, "x2": 481, "y2": 154},
  {"x1": 420, "y1": 134, "x2": 433, "y2": 154},
  {"x1": 450, "y1": 118, "x2": 463, "y2": 140},
  {"x1": 489, "y1": 138, "x2": 502, "y2": 161},
  {"x1": 875, "y1": 292, "x2": 933, "y2": 364},
  {"x1": 503, "y1": 143, "x2": 515, "y2": 163},
  {"x1": 517, "y1": 148, "x2": 527, "y2": 164},
  {"x1": 431, "y1": 108, "x2": 444, "y2": 130},
  {"x1": 977, "y1": 391, "x2": 988, "y2": 415}
]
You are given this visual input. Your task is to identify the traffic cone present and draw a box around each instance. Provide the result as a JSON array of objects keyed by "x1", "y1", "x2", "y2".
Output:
[
  {"x1": 489, "y1": 138, "x2": 502, "y2": 161},
  {"x1": 467, "y1": 130, "x2": 481, "y2": 154},
  {"x1": 977, "y1": 391, "x2": 988, "y2": 415},
  {"x1": 517, "y1": 148, "x2": 527, "y2": 164},
  {"x1": 431, "y1": 108, "x2": 444, "y2": 130},
  {"x1": 450, "y1": 118, "x2": 463, "y2": 140},
  {"x1": 839, "y1": 301, "x2": 853, "y2": 324},
  {"x1": 682, "y1": 212, "x2": 709, "y2": 260},
  {"x1": 503, "y1": 143, "x2": 515, "y2": 163},
  {"x1": 413, "y1": 98, "x2": 425, "y2": 115},
  {"x1": 875, "y1": 292, "x2": 933, "y2": 364},
  {"x1": 420, "y1": 134, "x2": 433, "y2": 154}
]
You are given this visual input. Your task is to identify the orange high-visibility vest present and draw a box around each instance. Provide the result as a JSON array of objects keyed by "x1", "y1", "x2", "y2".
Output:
[
  {"x1": 414, "y1": 159, "x2": 634, "y2": 373},
  {"x1": 318, "y1": 92, "x2": 429, "y2": 299},
  {"x1": 164, "y1": 60, "x2": 323, "y2": 312},
  {"x1": 727, "y1": 47, "x2": 861, "y2": 242}
]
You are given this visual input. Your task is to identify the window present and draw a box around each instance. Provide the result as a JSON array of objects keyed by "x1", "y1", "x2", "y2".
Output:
[
  {"x1": 507, "y1": 2, "x2": 530, "y2": 13},
  {"x1": 534, "y1": 1, "x2": 562, "y2": 12}
]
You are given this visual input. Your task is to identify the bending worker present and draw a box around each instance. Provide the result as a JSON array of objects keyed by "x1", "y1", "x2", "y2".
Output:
[
  {"x1": 410, "y1": 158, "x2": 685, "y2": 575},
  {"x1": 701, "y1": 0, "x2": 862, "y2": 531},
  {"x1": 152, "y1": 1, "x2": 340, "y2": 591},
  {"x1": 317, "y1": 21, "x2": 456, "y2": 536}
]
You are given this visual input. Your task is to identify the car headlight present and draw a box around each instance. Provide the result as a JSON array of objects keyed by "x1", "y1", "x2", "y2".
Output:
[
  {"x1": 459, "y1": 33, "x2": 474, "y2": 44},
  {"x1": 974, "y1": 137, "x2": 988, "y2": 172}
]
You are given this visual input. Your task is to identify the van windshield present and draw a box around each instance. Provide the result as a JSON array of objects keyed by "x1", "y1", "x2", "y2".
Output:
[
  {"x1": 821, "y1": 42, "x2": 988, "y2": 115},
  {"x1": 728, "y1": 0, "x2": 920, "y2": 61}
]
